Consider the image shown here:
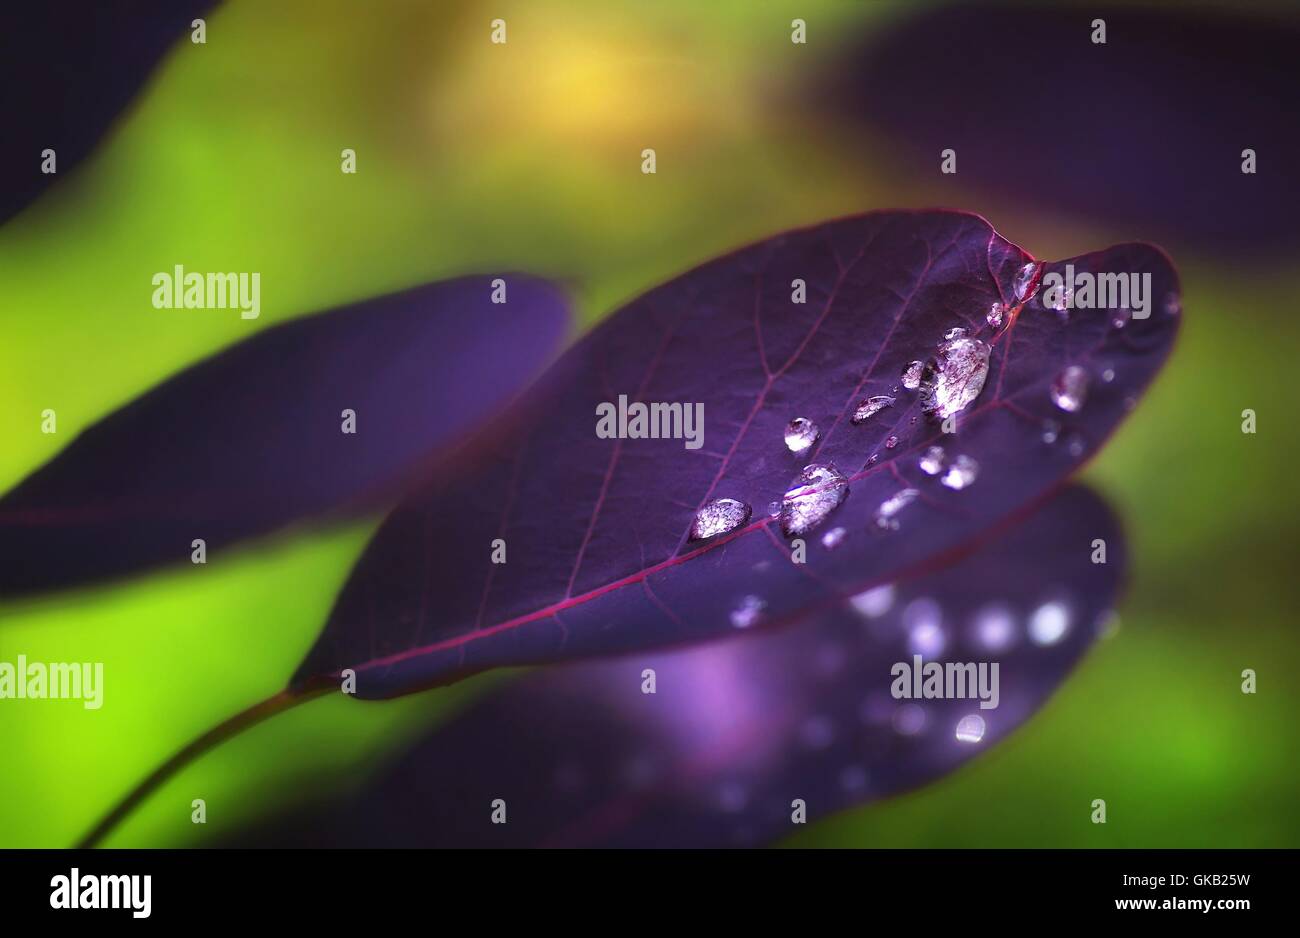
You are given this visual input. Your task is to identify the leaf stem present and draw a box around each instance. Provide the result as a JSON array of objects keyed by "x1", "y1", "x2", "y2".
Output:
[{"x1": 76, "y1": 687, "x2": 322, "y2": 848}]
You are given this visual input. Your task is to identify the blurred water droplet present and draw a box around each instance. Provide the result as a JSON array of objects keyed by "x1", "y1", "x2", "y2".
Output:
[
  {"x1": 1164, "y1": 293, "x2": 1181, "y2": 316},
  {"x1": 893, "y1": 704, "x2": 927, "y2": 736},
  {"x1": 1111, "y1": 308, "x2": 1131, "y2": 329},
  {"x1": 874, "y1": 488, "x2": 919, "y2": 530},
  {"x1": 1014, "y1": 261, "x2": 1042, "y2": 302},
  {"x1": 955, "y1": 714, "x2": 986, "y2": 744},
  {"x1": 902, "y1": 360, "x2": 924, "y2": 390},
  {"x1": 941, "y1": 453, "x2": 979, "y2": 490},
  {"x1": 987, "y1": 303, "x2": 1006, "y2": 328},
  {"x1": 784, "y1": 417, "x2": 820, "y2": 455},
  {"x1": 852, "y1": 395, "x2": 895, "y2": 425},
  {"x1": 779, "y1": 464, "x2": 849, "y2": 536},
  {"x1": 1051, "y1": 365, "x2": 1089, "y2": 413},
  {"x1": 718, "y1": 782, "x2": 748, "y2": 812},
  {"x1": 821, "y1": 526, "x2": 847, "y2": 550},
  {"x1": 1029, "y1": 600, "x2": 1071, "y2": 645},
  {"x1": 799, "y1": 715, "x2": 835, "y2": 750},
  {"x1": 730, "y1": 594, "x2": 767, "y2": 630},
  {"x1": 850, "y1": 583, "x2": 895, "y2": 618},
  {"x1": 909, "y1": 620, "x2": 946, "y2": 657},
  {"x1": 1066, "y1": 434, "x2": 1086, "y2": 458},
  {"x1": 972, "y1": 604, "x2": 1017, "y2": 651},
  {"x1": 1041, "y1": 419, "x2": 1061, "y2": 444},
  {"x1": 1101, "y1": 367, "x2": 1116, "y2": 383},
  {"x1": 839, "y1": 765, "x2": 869, "y2": 792},
  {"x1": 919, "y1": 445, "x2": 946, "y2": 476},
  {"x1": 920, "y1": 337, "x2": 991, "y2": 419},
  {"x1": 901, "y1": 595, "x2": 938, "y2": 628},
  {"x1": 691, "y1": 497, "x2": 751, "y2": 540}
]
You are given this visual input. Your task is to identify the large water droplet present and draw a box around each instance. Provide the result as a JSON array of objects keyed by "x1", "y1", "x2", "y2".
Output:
[
  {"x1": 873, "y1": 487, "x2": 919, "y2": 530},
  {"x1": 784, "y1": 417, "x2": 820, "y2": 455},
  {"x1": 901, "y1": 360, "x2": 924, "y2": 390},
  {"x1": 1051, "y1": 365, "x2": 1089, "y2": 413},
  {"x1": 1014, "y1": 262, "x2": 1042, "y2": 302},
  {"x1": 987, "y1": 302, "x2": 1006, "y2": 329},
  {"x1": 940, "y1": 453, "x2": 979, "y2": 490},
  {"x1": 779, "y1": 464, "x2": 849, "y2": 536},
  {"x1": 690, "y1": 497, "x2": 751, "y2": 540},
  {"x1": 730, "y1": 594, "x2": 767, "y2": 630},
  {"x1": 955, "y1": 714, "x2": 986, "y2": 744},
  {"x1": 919, "y1": 337, "x2": 991, "y2": 419},
  {"x1": 919, "y1": 445, "x2": 946, "y2": 476},
  {"x1": 851, "y1": 395, "x2": 895, "y2": 425}
]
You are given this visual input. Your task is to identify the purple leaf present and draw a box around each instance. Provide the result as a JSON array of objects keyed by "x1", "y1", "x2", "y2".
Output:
[
  {"x1": 233, "y1": 485, "x2": 1123, "y2": 848},
  {"x1": 292, "y1": 211, "x2": 1177, "y2": 699},
  {"x1": 830, "y1": 2, "x2": 1300, "y2": 256},
  {"x1": 0, "y1": 2, "x2": 217, "y2": 225},
  {"x1": 0, "y1": 276, "x2": 570, "y2": 597}
]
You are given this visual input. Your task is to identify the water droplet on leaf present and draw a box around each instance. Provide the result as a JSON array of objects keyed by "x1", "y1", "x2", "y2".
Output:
[
  {"x1": 783, "y1": 417, "x2": 820, "y2": 455},
  {"x1": 821, "y1": 526, "x2": 847, "y2": 550},
  {"x1": 779, "y1": 464, "x2": 849, "y2": 536},
  {"x1": 955, "y1": 714, "x2": 986, "y2": 744},
  {"x1": 940, "y1": 453, "x2": 979, "y2": 490},
  {"x1": 873, "y1": 487, "x2": 919, "y2": 530},
  {"x1": 691, "y1": 498, "x2": 751, "y2": 540},
  {"x1": 1050, "y1": 364, "x2": 1089, "y2": 413},
  {"x1": 919, "y1": 337, "x2": 991, "y2": 419},
  {"x1": 730, "y1": 594, "x2": 767, "y2": 630},
  {"x1": 901, "y1": 360, "x2": 924, "y2": 390},
  {"x1": 1014, "y1": 261, "x2": 1042, "y2": 302},
  {"x1": 919, "y1": 445, "x2": 946, "y2": 476},
  {"x1": 851, "y1": 395, "x2": 895, "y2": 425}
]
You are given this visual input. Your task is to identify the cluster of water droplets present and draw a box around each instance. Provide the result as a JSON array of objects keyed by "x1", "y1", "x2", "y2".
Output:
[{"x1": 917, "y1": 445, "x2": 978, "y2": 490}]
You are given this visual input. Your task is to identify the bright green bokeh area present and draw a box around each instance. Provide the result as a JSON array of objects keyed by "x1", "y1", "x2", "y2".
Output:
[{"x1": 1, "y1": 0, "x2": 1296, "y2": 848}]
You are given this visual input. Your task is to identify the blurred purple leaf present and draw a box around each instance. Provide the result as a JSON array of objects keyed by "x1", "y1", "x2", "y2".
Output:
[
  {"x1": 0, "y1": 1, "x2": 217, "y2": 225},
  {"x1": 292, "y1": 210, "x2": 1177, "y2": 699},
  {"x1": 235, "y1": 484, "x2": 1123, "y2": 848},
  {"x1": 0, "y1": 276, "x2": 570, "y2": 598},
  {"x1": 829, "y1": 2, "x2": 1300, "y2": 256}
]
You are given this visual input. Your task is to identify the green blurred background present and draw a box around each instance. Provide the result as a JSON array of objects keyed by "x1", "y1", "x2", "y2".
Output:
[{"x1": 1, "y1": 0, "x2": 1296, "y2": 848}]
